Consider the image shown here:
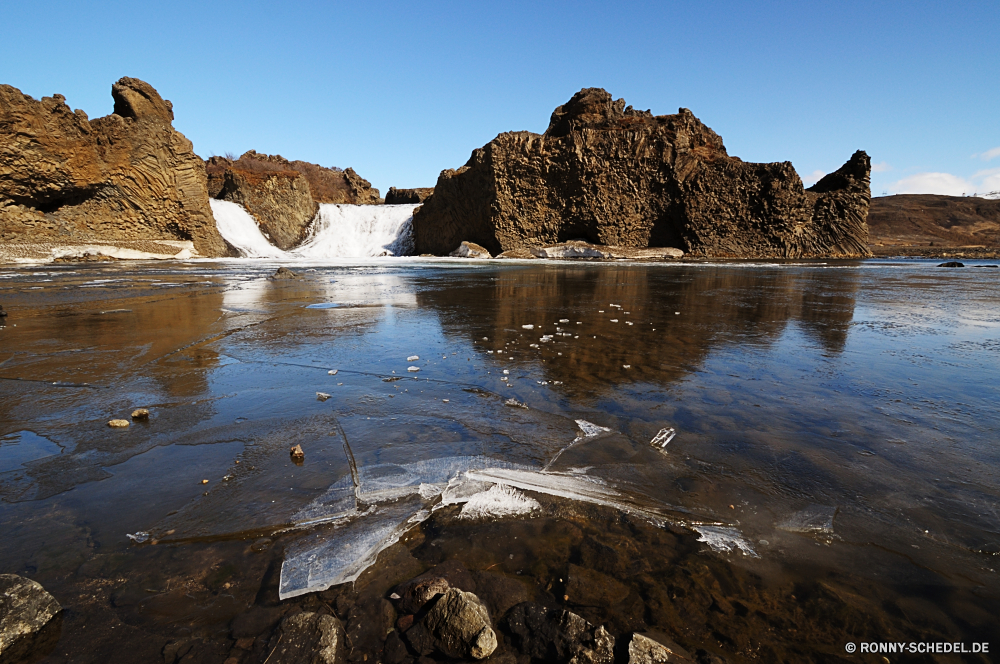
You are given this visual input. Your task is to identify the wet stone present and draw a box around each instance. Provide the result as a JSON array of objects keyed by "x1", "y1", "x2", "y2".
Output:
[
  {"x1": 107, "y1": 419, "x2": 130, "y2": 428},
  {"x1": 383, "y1": 630, "x2": 409, "y2": 664},
  {"x1": 346, "y1": 596, "x2": 396, "y2": 659},
  {"x1": 627, "y1": 632, "x2": 695, "y2": 663},
  {"x1": 470, "y1": 570, "x2": 531, "y2": 620},
  {"x1": 270, "y1": 266, "x2": 302, "y2": 279},
  {"x1": 422, "y1": 588, "x2": 497, "y2": 659},
  {"x1": 393, "y1": 576, "x2": 450, "y2": 615},
  {"x1": 0, "y1": 574, "x2": 63, "y2": 664},
  {"x1": 230, "y1": 605, "x2": 287, "y2": 639},
  {"x1": 131, "y1": 408, "x2": 150, "y2": 420},
  {"x1": 266, "y1": 611, "x2": 346, "y2": 664}
]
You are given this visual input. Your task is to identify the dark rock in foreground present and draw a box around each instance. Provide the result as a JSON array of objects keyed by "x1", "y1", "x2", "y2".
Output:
[
  {"x1": 502, "y1": 601, "x2": 614, "y2": 663},
  {"x1": 266, "y1": 611, "x2": 346, "y2": 664},
  {"x1": 0, "y1": 574, "x2": 63, "y2": 664},
  {"x1": 0, "y1": 78, "x2": 228, "y2": 257},
  {"x1": 414, "y1": 88, "x2": 871, "y2": 258}
]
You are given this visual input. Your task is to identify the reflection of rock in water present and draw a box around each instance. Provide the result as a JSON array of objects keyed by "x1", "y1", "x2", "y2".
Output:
[{"x1": 416, "y1": 265, "x2": 859, "y2": 390}]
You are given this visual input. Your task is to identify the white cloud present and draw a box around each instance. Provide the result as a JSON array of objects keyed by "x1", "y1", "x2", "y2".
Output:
[
  {"x1": 887, "y1": 168, "x2": 1000, "y2": 196},
  {"x1": 974, "y1": 146, "x2": 1000, "y2": 161},
  {"x1": 871, "y1": 161, "x2": 891, "y2": 173},
  {"x1": 802, "y1": 169, "x2": 826, "y2": 186},
  {"x1": 887, "y1": 172, "x2": 971, "y2": 195}
]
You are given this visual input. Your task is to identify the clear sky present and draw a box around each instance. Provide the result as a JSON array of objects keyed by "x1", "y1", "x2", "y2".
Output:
[{"x1": 2, "y1": 0, "x2": 998, "y2": 198}]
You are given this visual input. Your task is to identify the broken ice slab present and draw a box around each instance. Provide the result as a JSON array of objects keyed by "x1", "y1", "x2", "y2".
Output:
[
  {"x1": 407, "y1": 355, "x2": 419, "y2": 361},
  {"x1": 280, "y1": 495, "x2": 427, "y2": 599},
  {"x1": 693, "y1": 525, "x2": 758, "y2": 557},
  {"x1": 650, "y1": 427, "x2": 676, "y2": 449},
  {"x1": 126, "y1": 531, "x2": 151, "y2": 544},
  {"x1": 505, "y1": 398, "x2": 528, "y2": 409},
  {"x1": 576, "y1": 419, "x2": 611, "y2": 438},
  {"x1": 777, "y1": 505, "x2": 837, "y2": 535},
  {"x1": 328, "y1": 369, "x2": 338, "y2": 375},
  {"x1": 316, "y1": 392, "x2": 331, "y2": 401},
  {"x1": 407, "y1": 366, "x2": 420, "y2": 372}
]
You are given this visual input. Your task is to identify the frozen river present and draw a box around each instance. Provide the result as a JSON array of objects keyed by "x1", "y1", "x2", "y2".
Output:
[{"x1": 0, "y1": 258, "x2": 998, "y2": 661}]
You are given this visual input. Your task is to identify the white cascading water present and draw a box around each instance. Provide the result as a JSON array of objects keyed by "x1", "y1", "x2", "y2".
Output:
[{"x1": 209, "y1": 199, "x2": 419, "y2": 259}]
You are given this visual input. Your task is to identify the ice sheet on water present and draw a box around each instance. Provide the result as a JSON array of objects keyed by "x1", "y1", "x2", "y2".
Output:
[
  {"x1": 693, "y1": 525, "x2": 758, "y2": 557},
  {"x1": 777, "y1": 505, "x2": 837, "y2": 535},
  {"x1": 576, "y1": 420, "x2": 611, "y2": 437}
]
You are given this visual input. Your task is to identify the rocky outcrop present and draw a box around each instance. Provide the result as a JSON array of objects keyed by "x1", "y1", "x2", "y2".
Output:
[
  {"x1": 385, "y1": 187, "x2": 434, "y2": 204},
  {"x1": 413, "y1": 88, "x2": 871, "y2": 258},
  {"x1": 0, "y1": 78, "x2": 228, "y2": 257},
  {"x1": 207, "y1": 151, "x2": 381, "y2": 205},
  {"x1": 215, "y1": 165, "x2": 317, "y2": 251},
  {"x1": 0, "y1": 574, "x2": 63, "y2": 663}
]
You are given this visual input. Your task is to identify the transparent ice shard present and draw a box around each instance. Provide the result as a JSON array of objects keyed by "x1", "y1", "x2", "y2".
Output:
[
  {"x1": 459, "y1": 484, "x2": 540, "y2": 520},
  {"x1": 650, "y1": 427, "x2": 676, "y2": 449},
  {"x1": 279, "y1": 496, "x2": 427, "y2": 599},
  {"x1": 777, "y1": 505, "x2": 837, "y2": 535},
  {"x1": 693, "y1": 525, "x2": 758, "y2": 557}
]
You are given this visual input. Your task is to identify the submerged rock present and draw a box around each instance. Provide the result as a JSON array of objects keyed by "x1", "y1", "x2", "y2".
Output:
[
  {"x1": 265, "y1": 611, "x2": 346, "y2": 664},
  {"x1": 0, "y1": 574, "x2": 63, "y2": 664},
  {"x1": 270, "y1": 266, "x2": 302, "y2": 280},
  {"x1": 414, "y1": 88, "x2": 870, "y2": 259},
  {"x1": 937, "y1": 261, "x2": 965, "y2": 267},
  {"x1": 628, "y1": 633, "x2": 695, "y2": 663},
  {"x1": 450, "y1": 241, "x2": 493, "y2": 258},
  {"x1": 422, "y1": 588, "x2": 497, "y2": 659},
  {"x1": 503, "y1": 602, "x2": 614, "y2": 663}
]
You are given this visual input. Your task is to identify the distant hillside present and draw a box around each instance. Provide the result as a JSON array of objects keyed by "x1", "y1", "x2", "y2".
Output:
[{"x1": 868, "y1": 194, "x2": 1000, "y2": 252}]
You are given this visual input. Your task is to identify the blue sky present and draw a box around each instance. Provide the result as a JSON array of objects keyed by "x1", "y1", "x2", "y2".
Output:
[{"x1": 3, "y1": 0, "x2": 998, "y2": 198}]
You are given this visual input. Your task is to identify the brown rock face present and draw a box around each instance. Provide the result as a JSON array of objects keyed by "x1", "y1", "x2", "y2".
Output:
[
  {"x1": 0, "y1": 78, "x2": 228, "y2": 257},
  {"x1": 215, "y1": 165, "x2": 318, "y2": 251},
  {"x1": 207, "y1": 150, "x2": 380, "y2": 205},
  {"x1": 414, "y1": 88, "x2": 871, "y2": 258},
  {"x1": 385, "y1": 187, "x2": 434, "y2": 204}
]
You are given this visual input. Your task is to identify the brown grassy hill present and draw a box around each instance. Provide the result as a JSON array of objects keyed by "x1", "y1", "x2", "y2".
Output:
[{"x1": 868, "y1": 194, "x2": 1000, "y2": 253}]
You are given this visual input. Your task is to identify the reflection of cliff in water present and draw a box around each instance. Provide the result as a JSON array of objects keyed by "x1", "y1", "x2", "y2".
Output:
[{"x1": 416, "y1": 264, "x2": 859, "y2": 389}]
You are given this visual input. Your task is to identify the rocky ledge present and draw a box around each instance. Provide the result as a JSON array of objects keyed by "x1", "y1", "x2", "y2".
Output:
[
  {"x1": 413, "y1": 88, "x2": 871, "y2": 258},
  {"x1": 385, "y1": 187, "x2": 434, "y2": 205},
  {"x1": 0, "y1": 78, "x2": 228, "y2": 257}
]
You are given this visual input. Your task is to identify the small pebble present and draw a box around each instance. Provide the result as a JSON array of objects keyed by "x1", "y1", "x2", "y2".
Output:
[
  {"x1": 290, "y1": 444, "x2": 305, "y2": 461},
  {"x1": 108, "y1": 419, "x2": 130, "y2": 428},
  {"x1": 201, "y1": 479, "x2": 209, "y2": 484},
  {"x1": 131, "y1": 408, "x2": 149, "y2": 420}
]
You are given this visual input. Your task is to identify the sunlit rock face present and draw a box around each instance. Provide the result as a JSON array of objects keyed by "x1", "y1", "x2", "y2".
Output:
[
  {"x1": 414, "y1": 87, "x2": 871, "y2": 258},
  {"x1": 0, "y1": 77, "x2": 228, "y2": 257}
]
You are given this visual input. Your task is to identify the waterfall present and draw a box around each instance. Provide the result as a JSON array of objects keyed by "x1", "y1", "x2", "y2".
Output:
[{"x1": 210, "y1": 200, "x2": 419, "y2": 259}]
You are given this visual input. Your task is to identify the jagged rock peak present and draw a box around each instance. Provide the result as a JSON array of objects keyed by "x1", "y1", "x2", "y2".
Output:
[{"x1": 111, "y1": 77, "x2": 174, "y2": 122}]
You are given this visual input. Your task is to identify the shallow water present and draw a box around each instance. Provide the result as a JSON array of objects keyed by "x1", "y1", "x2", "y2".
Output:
[{"x1": 0, "y1": 258, "x2": 998, "y2": 661}]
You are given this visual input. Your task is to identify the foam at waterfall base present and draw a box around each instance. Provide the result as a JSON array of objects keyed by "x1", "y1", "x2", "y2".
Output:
[{"x1": 294, "y1": 204, "x2": 418, "y2": 258}]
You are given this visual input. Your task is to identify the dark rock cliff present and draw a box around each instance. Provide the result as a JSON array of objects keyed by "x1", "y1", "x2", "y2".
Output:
[
  {"x1": 215, "y1": 167, "x2": 318, "y2": 251},
  {"x1": 385, "y1": 187, "x2": 434, "y2": 204},
  {"x1": 413, "y1": 88, "x2": 871, "y2": 258},
  {"x1": 0, "y1": 78, "x2": 228, "y2": 256}
]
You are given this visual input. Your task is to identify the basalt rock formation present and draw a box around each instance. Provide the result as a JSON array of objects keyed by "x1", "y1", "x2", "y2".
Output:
[
  {"x1": 413, "y1": 88, "x2": 871, "y2": 258},
  {"x1": 0, "y1": 78, "x2": 228, "y2": 257},
  {"x1": 385, "y1": 186, "x2": 434, "y2": 204}
]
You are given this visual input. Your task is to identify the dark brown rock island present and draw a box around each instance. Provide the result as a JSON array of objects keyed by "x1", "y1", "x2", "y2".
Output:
[
  {"x1": 0, "y1": 78, "x2": 228, "y2": 257},
  {"x1": 413, "y1": 88, "x2": 872, "y2": 258}
]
